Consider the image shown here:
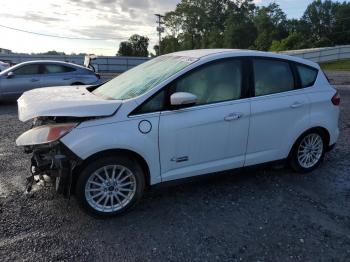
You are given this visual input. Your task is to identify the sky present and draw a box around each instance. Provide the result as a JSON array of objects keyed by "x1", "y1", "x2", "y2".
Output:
[{"x1": 0, "y1": 0, "x2": 341, "y2": 56}]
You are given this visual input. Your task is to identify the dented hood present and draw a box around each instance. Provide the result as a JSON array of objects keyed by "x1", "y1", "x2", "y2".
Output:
[{"x1": 17, "y1": 86, "x2": 122, "y2": 122}]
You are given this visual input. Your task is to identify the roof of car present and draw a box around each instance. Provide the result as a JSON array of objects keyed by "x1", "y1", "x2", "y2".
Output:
[
  {"x1": 14, "y1": 60, "x2": 87, "y2": 69},
  {"x1": 166, "y1": 49, "x2": 319, "y2": 68}
]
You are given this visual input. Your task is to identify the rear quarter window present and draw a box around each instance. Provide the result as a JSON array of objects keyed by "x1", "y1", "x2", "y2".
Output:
[{"x1": 296, "y1": 64, "x2": 318, "y2": 88}]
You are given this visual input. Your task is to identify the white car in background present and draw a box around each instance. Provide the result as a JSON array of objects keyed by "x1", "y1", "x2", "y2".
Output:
[
  {"x1": 16, "y1": 49, "x2": 340, "y2": 217},
  {"x1": 0, "y1": 61, "x2": 10, "y2": 72}
]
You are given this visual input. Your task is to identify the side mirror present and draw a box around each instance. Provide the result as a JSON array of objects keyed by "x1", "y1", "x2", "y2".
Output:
[
  {"x1": 6, "y1": 72, "x2": 15, "y2": 79},
  {"x1": 170, "y1": 92, "x2": 197, "y2": 107}
]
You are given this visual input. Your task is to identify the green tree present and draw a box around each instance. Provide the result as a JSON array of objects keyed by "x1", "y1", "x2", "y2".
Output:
[
  {"x1": 162, "y1": 0, "x2": 230, "y2": 51},
  {"x1": 254, "y1": 3, "x2": 288, "y2": 50},
  {"x1": 158, "y1": 0, "x2": 350, "y2": 54},
  {"x1": 270, "y1": 32, "x2": 312, "y2": 51},
  {"x1": 224, "y1": 0, "x2": 257, "y2": 49},
  {"x1": 301, "y1": 0, "x2": 339, "y2": 43},
  {"x1": 129, "y1": 34, "x2": 149, "y2": 57},
  {"x1": 117, "y1": 41, "x2": 133, "y2": 56},
  {"x1": 117, "y1": 34, "x2": 149, "y2": 57},
  {"x1": 167, "y1": 0, "x2": 208, "y2": 49},
  {"x1": 206, "y1": 27, "x2": 224, "y2": 48},
  {"x1": 160, "y1": 35, "x2": 181, "y2": 54},
  {"x1": 332, "y1": 2, "x2": 350, "y2": 44}
]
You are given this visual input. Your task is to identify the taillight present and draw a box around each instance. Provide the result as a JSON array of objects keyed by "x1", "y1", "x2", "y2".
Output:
[{"x1": 331, "y1": 92, "x2": 340, "y2": 106}]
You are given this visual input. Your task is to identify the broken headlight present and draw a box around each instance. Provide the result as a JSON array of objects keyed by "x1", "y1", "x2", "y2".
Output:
[{"x1": 16, "y1": 123, "x2": 77, "y2": 146}]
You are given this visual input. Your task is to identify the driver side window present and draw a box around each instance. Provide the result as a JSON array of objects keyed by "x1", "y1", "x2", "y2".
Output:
[
  {"x1": 133, "y1": 59, "x2": 243, "y2": 115},
  {"x1": 14, "y1": 64, "x2": 41, "y2": 75},
  {"x1": 173, "y1": 59, "x2": 242, "y2": 105}
]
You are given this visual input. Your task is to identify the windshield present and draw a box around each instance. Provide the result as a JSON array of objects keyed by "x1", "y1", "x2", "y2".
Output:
[{"x1": 93, "y1": 55, "x2": 197, "y2": 100}]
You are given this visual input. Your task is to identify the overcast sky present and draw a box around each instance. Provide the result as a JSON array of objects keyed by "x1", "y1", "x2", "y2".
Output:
[{"x1": 0, "y1": 0, "x2": 337, "y2": 55}]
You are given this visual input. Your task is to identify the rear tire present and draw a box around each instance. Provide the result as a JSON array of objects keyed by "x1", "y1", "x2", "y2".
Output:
[
  {"x1": 75, "y1": 155, "x2": 145, "y2": 218},
  {"x1": 289, "y1": 131, "x2": 326, "y2": 173}
]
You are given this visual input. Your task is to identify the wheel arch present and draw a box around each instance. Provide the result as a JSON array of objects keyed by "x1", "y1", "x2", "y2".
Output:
[
  {"x1": 72, "y1": 149, "x2": 151, "y2": 191},
  {"x1": 288, "y1": 126, "x2": 330, "y2": 159}
]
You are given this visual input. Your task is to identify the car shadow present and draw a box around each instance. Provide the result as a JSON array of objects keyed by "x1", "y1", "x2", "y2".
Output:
[{"x1": 0, "y1": 101, "x2": 17, "y2": 115}]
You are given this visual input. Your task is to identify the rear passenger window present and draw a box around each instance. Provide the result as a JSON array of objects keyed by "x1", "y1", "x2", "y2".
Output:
[
  {"x1": 296, "y1": 64, "x2": 318, "y2": 88},
  {"x1": 43, "y1": 64, "x2": 75, "y2": 74},
  {"x1": 253, "y1": 59, "x2": 294, "y2": 96}
]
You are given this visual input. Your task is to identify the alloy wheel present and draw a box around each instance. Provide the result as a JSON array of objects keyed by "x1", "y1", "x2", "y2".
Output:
[
  {"x1": 297, "y1": 133, "x2": 324, "y2": 169},
  {"x1": 84, "y1": 165, "x2": 137, "y2": 213}
]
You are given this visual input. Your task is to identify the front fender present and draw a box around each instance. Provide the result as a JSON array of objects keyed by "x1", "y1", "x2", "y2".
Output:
[{"x1": 60, "y1": 116, "x2": 161, "y2": 185}]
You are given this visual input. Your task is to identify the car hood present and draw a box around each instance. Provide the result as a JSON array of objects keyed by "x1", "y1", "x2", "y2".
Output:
[{"x1": 17, "y1": 86, "x2": 122, "y2": 122}]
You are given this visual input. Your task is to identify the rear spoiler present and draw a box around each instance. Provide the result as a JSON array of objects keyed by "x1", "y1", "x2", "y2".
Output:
[{"x1": 84, "y1": 55, "x2": 98, "y2": 72}]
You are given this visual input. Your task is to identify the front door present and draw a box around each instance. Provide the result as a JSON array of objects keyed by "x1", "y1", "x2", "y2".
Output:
[
  {"x1": 1, "y1": 63, "x2": 42, "y2": 99},
  {"x1": 159, "y1": 58, "x2": 251, "y2": 182}
]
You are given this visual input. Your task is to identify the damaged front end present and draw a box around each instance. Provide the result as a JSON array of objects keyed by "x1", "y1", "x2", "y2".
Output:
[
  {"x1": 16, "y1": 85, "x2": 123, "y2": 197},
  {"x1": 16, "y1": 117, "x2": 83, "y2": 197}
]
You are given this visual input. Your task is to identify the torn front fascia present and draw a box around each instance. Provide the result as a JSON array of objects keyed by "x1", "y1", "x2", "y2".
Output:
[{"x1": 25, "y1": 142, "x2": 81, "y2": 197}]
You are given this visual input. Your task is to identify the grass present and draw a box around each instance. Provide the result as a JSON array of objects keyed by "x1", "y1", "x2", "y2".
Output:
[{"x1": 320, "y1": 59, "x2": 350, "y2": 71}]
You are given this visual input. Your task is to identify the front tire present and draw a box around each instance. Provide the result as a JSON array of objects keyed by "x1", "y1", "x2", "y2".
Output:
[
  {"x1": 75, "y1": 155, "x2": 145, "y2": 218},
  {"x1": 289, "y1": 131, "x2": 326, "y2": 173}
]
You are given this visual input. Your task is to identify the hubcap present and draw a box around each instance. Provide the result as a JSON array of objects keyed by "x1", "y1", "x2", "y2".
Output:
[
  {"x1": 85, "y1": 165, "x2": 136, "y2": 213},
  {"x1": 297, "y1": 133, "x2": 323, "y2": 169}
]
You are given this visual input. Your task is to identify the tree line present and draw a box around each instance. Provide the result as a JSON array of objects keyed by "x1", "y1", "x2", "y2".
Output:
[{"x1": 118, "y1": 0, "x2": 350, "y2": 57}]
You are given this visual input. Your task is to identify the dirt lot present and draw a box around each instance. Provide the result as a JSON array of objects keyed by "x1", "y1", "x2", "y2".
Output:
[{"x1": 0, "y1": 86, "x2": 350, "y2": 262}]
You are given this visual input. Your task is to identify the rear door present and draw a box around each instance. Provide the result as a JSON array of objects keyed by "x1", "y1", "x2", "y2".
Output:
[
  {"x1": 41, "y1": 64, "x2": 76, "y2": 87},
  {"x1": 158, "y1": 58, "x2": 251, "y2": 182},
  {"x1": 0, "y1": 63, "x2": 42, "y2": 99},
  {"x1": 245, "y1": 58, "x2": 310, "y2": 166}
]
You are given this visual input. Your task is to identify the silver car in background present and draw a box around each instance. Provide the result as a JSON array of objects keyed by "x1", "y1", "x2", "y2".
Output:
[
  {"x1": 0, "y1": 60, "x2": 101, "y2": 101},
  {"x1": 0, "y1": 61, "x2": 10, "y2": 72}
]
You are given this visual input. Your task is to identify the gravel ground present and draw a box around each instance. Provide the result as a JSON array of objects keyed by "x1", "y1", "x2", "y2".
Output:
[{"x1": 0, "y1": 86, "x2": 350, "y2": 262}]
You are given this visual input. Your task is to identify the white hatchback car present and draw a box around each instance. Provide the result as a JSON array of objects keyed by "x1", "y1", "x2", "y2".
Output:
[{"x1": 16, "y1": 49, "x2": 340, "y2": 217}]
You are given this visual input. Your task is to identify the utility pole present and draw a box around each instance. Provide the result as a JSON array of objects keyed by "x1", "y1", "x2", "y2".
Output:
[{"x1": 155, "y1": 14, "x2": 165, "y2": 56}]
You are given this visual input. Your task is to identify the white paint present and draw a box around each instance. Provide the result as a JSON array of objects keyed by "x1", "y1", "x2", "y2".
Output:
[
  {"x1": 18, "y1": 49, "x2": 340, "y2": 185},
  {"x1": 170, "y1": 92, "x2": 197, "y2": 106},
  {"x1": 17, "y1": 85, "x2": 122, "y2": 122}
]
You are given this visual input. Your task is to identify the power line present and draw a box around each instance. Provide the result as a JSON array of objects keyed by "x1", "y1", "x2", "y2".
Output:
[{"x1": 0, "y1": 24, "x2": 126, "y2": 41}]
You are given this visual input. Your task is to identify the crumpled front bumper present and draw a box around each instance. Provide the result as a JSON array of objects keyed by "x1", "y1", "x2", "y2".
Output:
[{"x1": 25, "y1": 142, "x2": 81, "y2": 197}]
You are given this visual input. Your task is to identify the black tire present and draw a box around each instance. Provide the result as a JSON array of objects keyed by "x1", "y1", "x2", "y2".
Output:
[
  {"x1": 75, "y1": 155, "x2": 145, "y2": 218},
  {"x1": 289, "y1": 130, "x2": 326, "y2": 173}
]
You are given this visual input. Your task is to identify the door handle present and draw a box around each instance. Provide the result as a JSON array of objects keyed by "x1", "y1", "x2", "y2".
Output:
[
  {"x1": 63, "y1": 78, "x2": 72, "y2": 80},
  {"x1": 224, "y1": 113, "x2": 243, "y2": 121},
  {"x1": 30, "y1": 79, "x2": 39, "y2": 82},
  {"x1": 290, "y1": 102, "x2": 304, "y2": 108}
]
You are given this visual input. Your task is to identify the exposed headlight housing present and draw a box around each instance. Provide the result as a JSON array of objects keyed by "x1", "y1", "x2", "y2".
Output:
[{"x1": 16, "y1": 123, "x2": 77, "y2": 146}]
